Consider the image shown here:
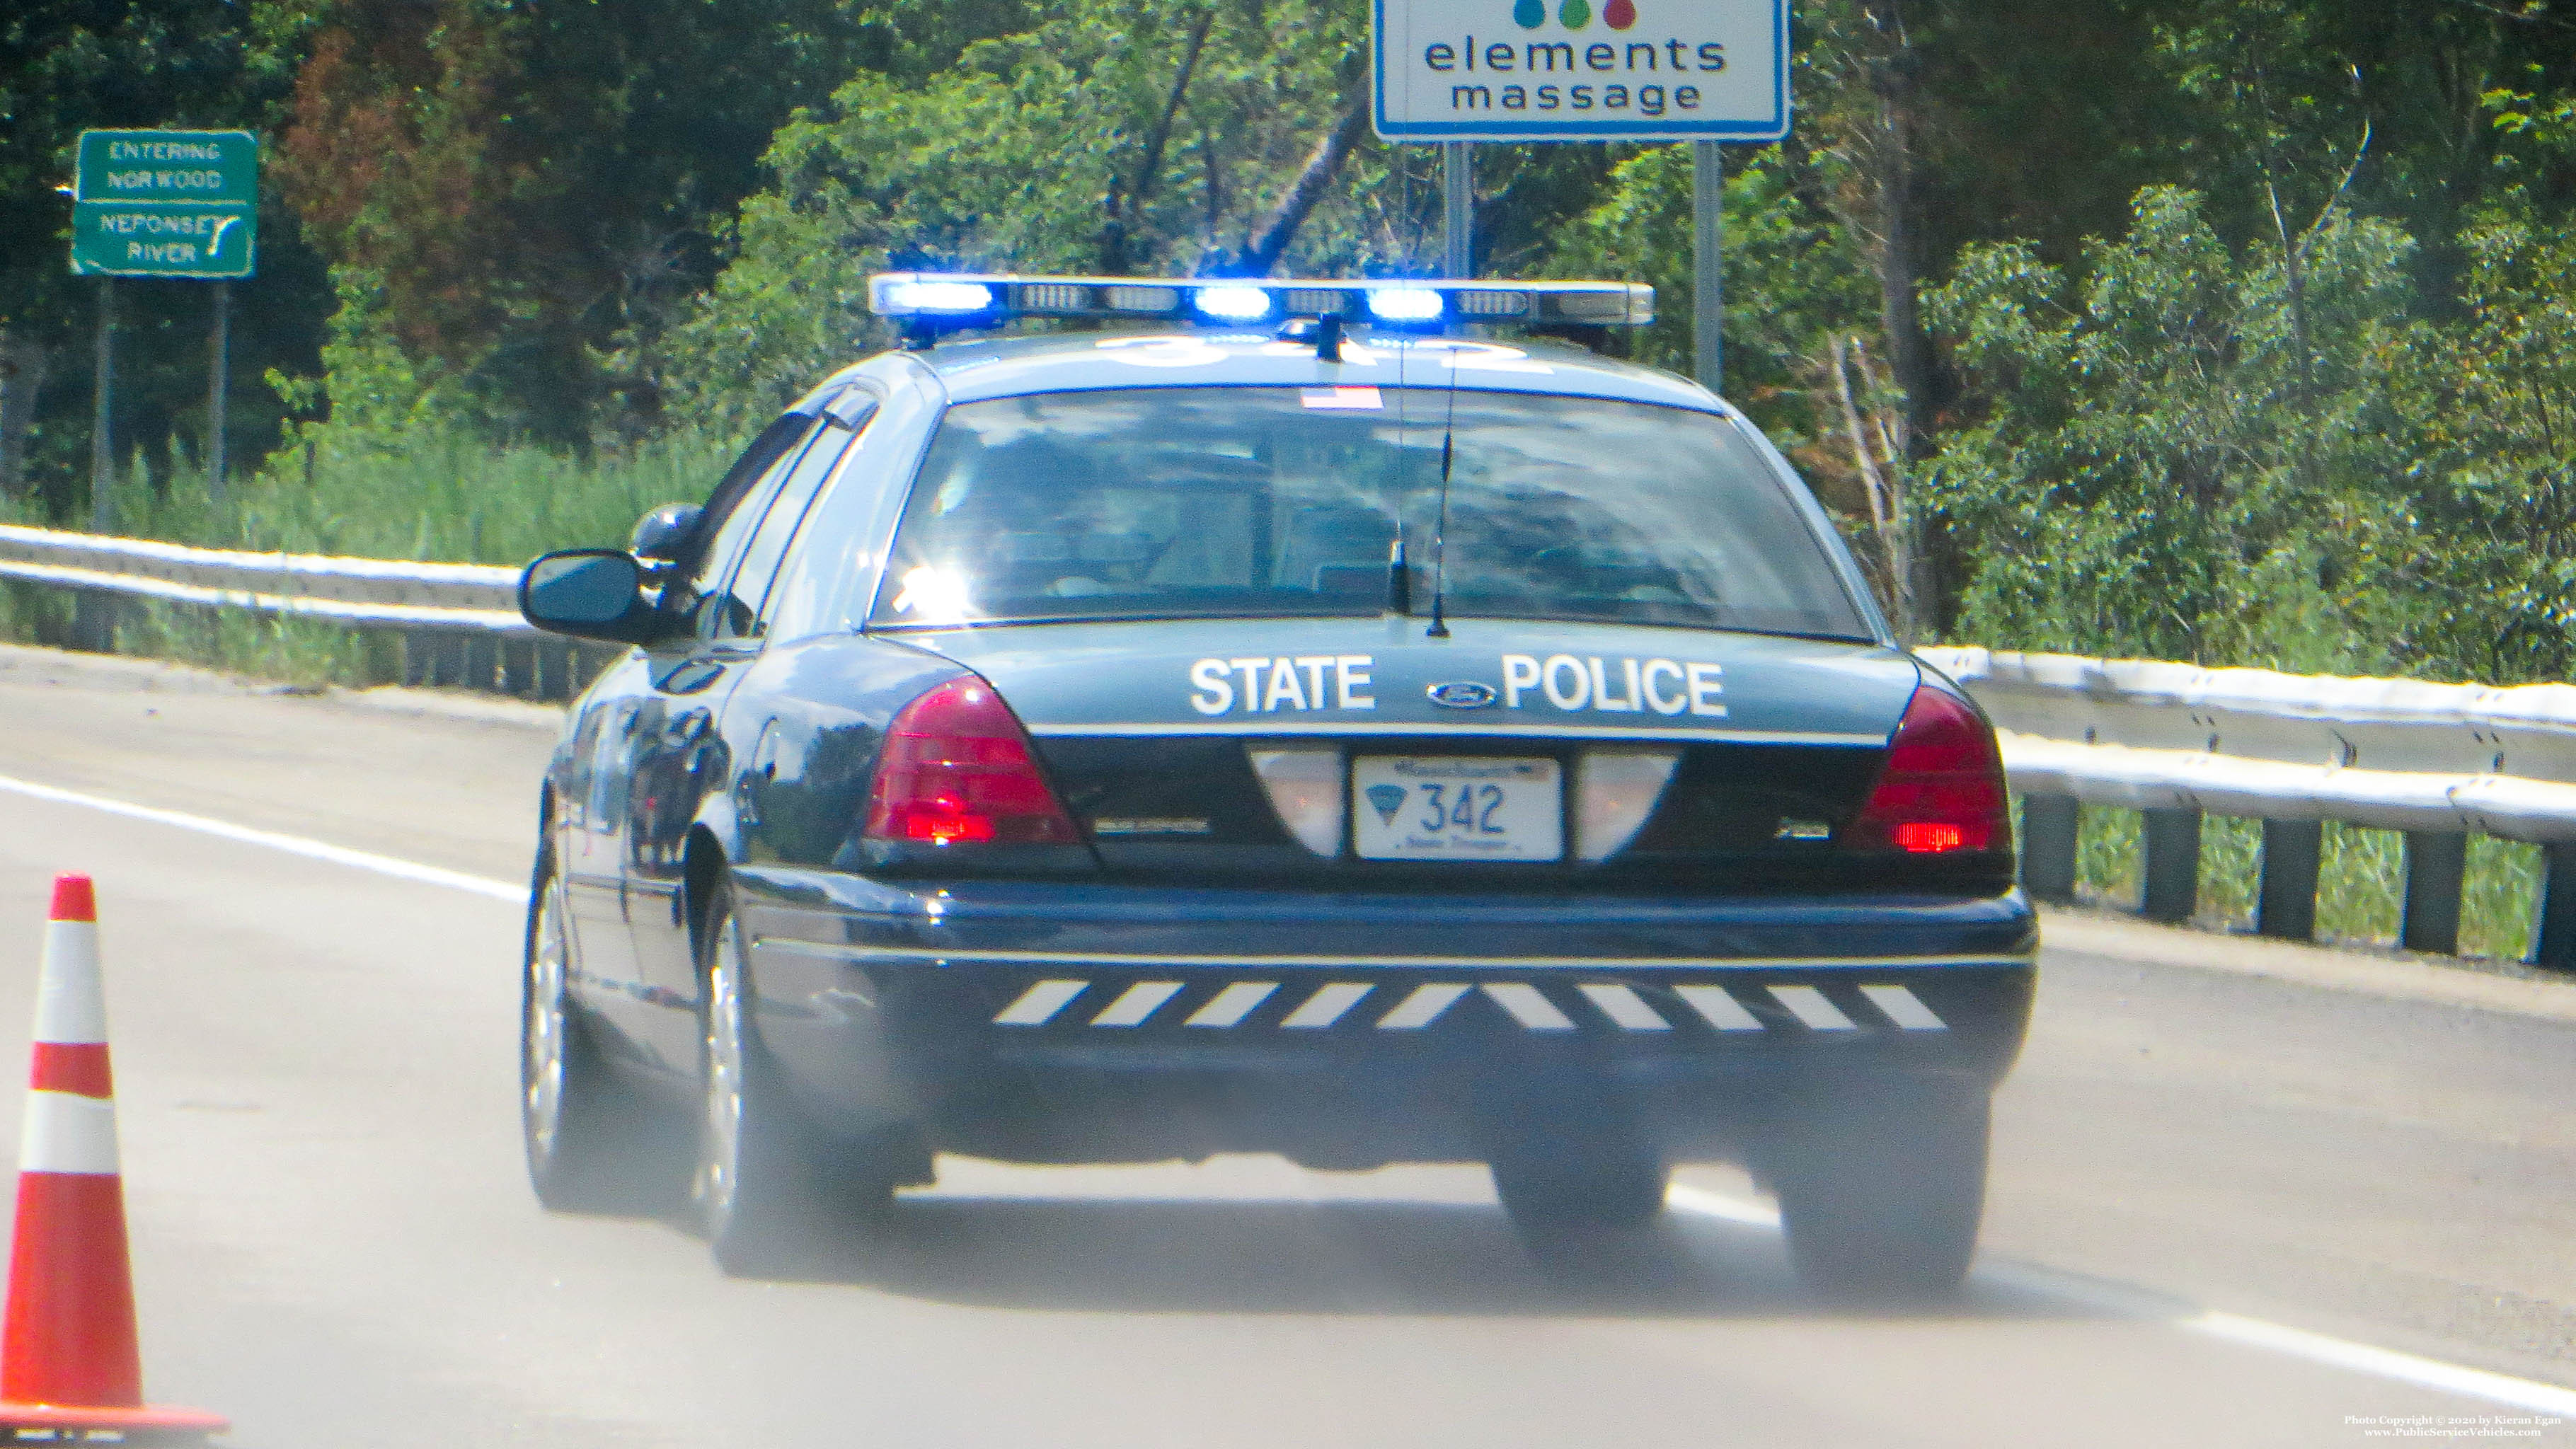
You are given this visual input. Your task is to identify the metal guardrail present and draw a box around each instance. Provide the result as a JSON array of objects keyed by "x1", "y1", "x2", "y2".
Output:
[
  {"x1": 0, "y1": 524, "x2": 611, "y2": 700},
  {"x1": 0, "y1": 528, "x2": 2565, "y2": 966},
  {"x1": 1921, "y1": 647, "x2": 2576, "y2": 969}
]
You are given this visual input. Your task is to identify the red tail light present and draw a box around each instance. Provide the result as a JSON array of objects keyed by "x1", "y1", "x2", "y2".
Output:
[
  {"x1": 863, "y1": 676, "x2": 1079, "y2": 846},
  {"x1": 1848, "y1": 686, "x2": 2011, "y2": 855}
]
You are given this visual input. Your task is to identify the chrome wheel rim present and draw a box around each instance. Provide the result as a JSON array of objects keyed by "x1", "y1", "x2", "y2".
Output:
[
  {"x1": 523, "y1": 877, "x2": 571, "y2": 1162},
  {"x1": 695, "y1": 916, "x2": 747, "y2": 1227}
]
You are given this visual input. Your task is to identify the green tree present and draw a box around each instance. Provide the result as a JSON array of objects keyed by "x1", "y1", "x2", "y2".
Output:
[
  {"x1": 658, "y1": 0, "x2": 1381, "y2": 428},
  {"x1": 1921, "y1": 185, "x2": 2419, "y2": 669},
  {"x1": 274, "y1": 0, "x2": 896, "y2": 448}
]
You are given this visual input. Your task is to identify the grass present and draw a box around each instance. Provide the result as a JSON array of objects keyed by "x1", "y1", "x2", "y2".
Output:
[
  {"x1": 1, "y1": 426, "x2": 744, "y2": 567},
  {"x1": 2049, "y1": 797, "x2": 2544, "y2": 963},
  {"x1": 0, "y1": 426, "x2": 744, "y2": 686}
]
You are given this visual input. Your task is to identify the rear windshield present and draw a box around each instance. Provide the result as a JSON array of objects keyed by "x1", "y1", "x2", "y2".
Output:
[{"x1": 869, "y1": 385, "x2": 1870, "y2": 638}]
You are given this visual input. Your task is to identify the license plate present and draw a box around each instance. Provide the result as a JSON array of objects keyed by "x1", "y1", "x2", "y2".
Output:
[{"x1": 1351, "y1": 756, "x2": 1563, "y2": 861}]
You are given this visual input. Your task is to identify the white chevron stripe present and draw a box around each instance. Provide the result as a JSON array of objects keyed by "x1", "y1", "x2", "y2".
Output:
[
  {"x1": 1675, "y1": 985, "x2": 1765, "y2": 1032},
  {"x1": 993, "y1": 978, "x2": 1088, "y2": 1026},
  {"x1": 1280, "y1": 983, "x2": 1372, "y2": 1028},
  {"x1": 1579, "y1": 983, "x2": 1672, "y2": 1031},
  {"x1": 1376, "y1": 983, "x2": 1470, "y2": 1029},
  {"x1": 1482, "y1": 983, "x2": 1575, "y2": 1030},
  {"x1": 1861, "y1": 983, "x2": 1948, "y2": 1031},
  {"x1": 1091, "y1": 981, "x2": 1184, "y2": 1027},
  {"x1": 1185, "y1": 981, "x2": 1279, "y2": 1028},
  {"x1": 21, "y1": 1090, "x2": 118, "y2": 1176},
  {"x1": 1769, "y1": 985, "x2": 1859, "y2": 1030}
]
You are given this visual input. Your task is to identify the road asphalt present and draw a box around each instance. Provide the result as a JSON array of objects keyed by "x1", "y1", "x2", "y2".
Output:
[{"x1": 0, "y1": 642, "x2": 2566, "y2": 1447}]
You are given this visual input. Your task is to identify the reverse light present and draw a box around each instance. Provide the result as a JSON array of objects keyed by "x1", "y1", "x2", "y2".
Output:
[
  {"x1": 1366, "y1": 287, "x2": 1445, "y2": 323},
  {"x1": 1848, "y1": 686, "x2": 2011, "y2": 855},
  {"x1": 1248, "y1": 747, "x2": 1344, "y2": 858},
  {"x1": 863, "y1": 676, "x2": 1079, "y2": 846},
  {"x1": 1575, "y1": 749, "x2": 1679, "y2": 862},
  {"x1": 1194, "y1": 284, "x2": 1274, "y2": 322}
]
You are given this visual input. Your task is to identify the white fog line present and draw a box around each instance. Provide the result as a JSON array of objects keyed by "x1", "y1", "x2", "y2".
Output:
[
  {"x1": 0, "y1": 773, "x2": 527, "y2": 904},
  {"x1": 1664, "y1": 1186, "x2": 2576, "y2": 1415}
]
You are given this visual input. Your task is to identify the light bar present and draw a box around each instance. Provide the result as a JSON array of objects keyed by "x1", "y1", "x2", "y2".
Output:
[
  {"x1": 1193, "y1": 284, "x2": 1274, "y2": 322},
  {"x1": 868, "y1": 273, "x2": 1654, "y2": 331},
  {"x1": 876, "y1": 278, "x2": 997, "y2": 315},
  {"x1": 1365, "y1": 287, "x2": 1444, "y2": 323}
]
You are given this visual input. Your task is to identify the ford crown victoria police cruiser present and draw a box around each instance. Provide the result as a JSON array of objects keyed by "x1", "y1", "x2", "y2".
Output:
[{"x1": 513, "y1": 273, "x2": 2035, "y2": 1292}]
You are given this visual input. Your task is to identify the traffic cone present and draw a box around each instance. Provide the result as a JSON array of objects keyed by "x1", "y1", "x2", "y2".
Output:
[{"x1": 0, "y1": 874, "x2": 225, "y2": 1441}]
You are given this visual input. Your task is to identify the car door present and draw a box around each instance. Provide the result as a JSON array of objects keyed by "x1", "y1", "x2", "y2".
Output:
[
  {"x1": 556, "y1": 680, "x2": 648, "y2": 1056},
  {"x1": 622, "y1": 396, "x2": 871, "y2": 1066}
]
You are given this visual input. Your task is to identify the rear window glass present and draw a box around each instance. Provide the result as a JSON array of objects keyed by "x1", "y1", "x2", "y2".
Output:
[{"x1": 869, "y1": 386, "x2": 1868, "y2": 638}]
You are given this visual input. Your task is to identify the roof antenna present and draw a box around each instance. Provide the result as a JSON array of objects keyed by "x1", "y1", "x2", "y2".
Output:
[
  {"x1": 1313, "y1": 313, "x2": 1344, "y2": 362},
  {"x1": 1425, "y1": 341, "x2": 1461, "y2": 638}
]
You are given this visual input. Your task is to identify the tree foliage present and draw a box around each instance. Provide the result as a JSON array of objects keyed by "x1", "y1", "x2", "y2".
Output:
[{"x1": 19, "y1": 0, "x2": 2576, "y2": 685}]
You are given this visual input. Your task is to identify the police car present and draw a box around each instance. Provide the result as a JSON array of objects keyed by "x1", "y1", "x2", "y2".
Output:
[{"x1": 514, "y1": 272, "x2": 2035, "y2": 1291}]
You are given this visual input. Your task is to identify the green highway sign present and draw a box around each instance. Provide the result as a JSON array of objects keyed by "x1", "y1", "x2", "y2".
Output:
[
  {"x1": 74, "y1": 129, "x2": 257, "y2": 204},
  {"x1": 71, "y1": 202, "x2": 255, "y2": 277},
  {"x1": 69, "y1": 129, "x2": 259, "y2": 278}
]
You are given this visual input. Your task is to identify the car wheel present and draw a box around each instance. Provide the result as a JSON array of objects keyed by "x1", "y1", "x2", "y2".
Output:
[
  {"x1": 522, "y1": 851, "x2": 662, "y2": 1213},
  {"x1": 1771, "y1": 1090, "x2": 1989, "y2": 1298},
  {"x1": 1490, "y1": 1146, "x2": 1671, "y2": 1239},
  {"x1": 691, "y1": 880, "x2": 832, "y2": 1275}
]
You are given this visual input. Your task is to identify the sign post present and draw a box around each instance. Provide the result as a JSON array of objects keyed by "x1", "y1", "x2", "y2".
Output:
[
  {"x1": 1372, "y1": 0, "x2": 1786, "y2": 390},
  {"x1": 1443, "y1": 142, "x2": 1474, "y2": 277},
  {"x1": 69, "y1": 129, "x2": 259, "y2": 519}
]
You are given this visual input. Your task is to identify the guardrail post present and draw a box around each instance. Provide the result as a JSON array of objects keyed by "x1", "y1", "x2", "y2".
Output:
[
  {"x1": 2534, "y1": 842, "x2": 2576, "y2": 972},
  {"x1": 541, "y1": 639, "x2": 575, "y2": 703},
  {"x1": 2141, "y1": 808, "x2": 2201, "y2": 923},
  {"x1": 462, "y1": 633, "x2": 498, "y2": 692},
  {"x1": 499, "y1": 637, "x2": 532, "y2": 696},
  {"x1": 2256, "y1": 819, "x2": 2322, "y2": 942},
  {"x1": 2019, "y1": 795, "x2": 2078, "y2": 902},
  {"x1": 2400, "y1": 831, "x2": 2467, "y2": 955}
]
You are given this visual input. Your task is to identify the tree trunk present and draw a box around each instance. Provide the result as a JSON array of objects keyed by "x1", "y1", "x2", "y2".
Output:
[
  {"x1": 0, "y1": 329, "x2": 53, "y2": 501},
  {"x1": 1859, "y1": 0, "x2": 1943, "y2": 626},
  {"x1": 1100, "y1": 7, "x2": 1215, "y2": 274},
  {"x1": 1863, "y1": 1, "x2": 1936, "y2": 458},
  {"x1": 1235, "y1": 98, "x2": 1371, "y2": 276}
]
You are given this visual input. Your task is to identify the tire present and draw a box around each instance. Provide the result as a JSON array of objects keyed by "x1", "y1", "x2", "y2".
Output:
[
  {"x1": 1490, "y1": 1147, "x2": 1671, "y2": 1240},
  {"x1": 522, "y1": 852, "x2": 665, "y2": 1213},
  {"x1": 1771, "y1": 1090, "x2": 1990, "y2": 1299},
  {"x1": 692, "y1": 879, "x2": 840, "y2": 1275}
]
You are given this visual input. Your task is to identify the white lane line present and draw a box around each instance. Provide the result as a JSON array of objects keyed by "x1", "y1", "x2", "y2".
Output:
[
  {"x1": 1664, "y1": 1186, "x2": 2576, "y2": 1416},
  {"x1": 0, "y1": 773, "x2": 524, "y2": 902}
]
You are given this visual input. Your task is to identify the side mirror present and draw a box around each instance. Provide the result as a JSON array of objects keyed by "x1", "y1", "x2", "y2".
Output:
[
  {"x1": 630, "y1": 503, "x2": 703, "y2": 563},
  {"x1": 519, "y1": 549, "x2": 680, "y2": 644}
]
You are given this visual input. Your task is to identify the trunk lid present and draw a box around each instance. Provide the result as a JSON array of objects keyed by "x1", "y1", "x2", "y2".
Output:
[{"x1": 895, "y1": 618, "x2": 1932, "y2": 891}]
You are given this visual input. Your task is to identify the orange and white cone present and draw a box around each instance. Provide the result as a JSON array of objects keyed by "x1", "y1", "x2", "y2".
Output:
[{"x1": 0, "y1": 874, "x2": 225, "y2": 1440}]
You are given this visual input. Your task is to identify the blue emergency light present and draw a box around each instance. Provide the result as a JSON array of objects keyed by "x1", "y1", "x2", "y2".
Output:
[{"x1": 866, "y1": 272, "x2": 1655, "y2": 335}]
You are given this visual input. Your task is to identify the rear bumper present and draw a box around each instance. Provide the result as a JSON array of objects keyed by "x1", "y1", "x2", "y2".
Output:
[{"x1": 731, "y1": 868, "x2": 2036, "y2": 1165}]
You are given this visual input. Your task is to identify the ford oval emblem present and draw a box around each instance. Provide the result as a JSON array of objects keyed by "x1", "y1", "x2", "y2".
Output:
[{"x1": 1427, "y1": 680, "x2": 1498, "y2": 709}]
